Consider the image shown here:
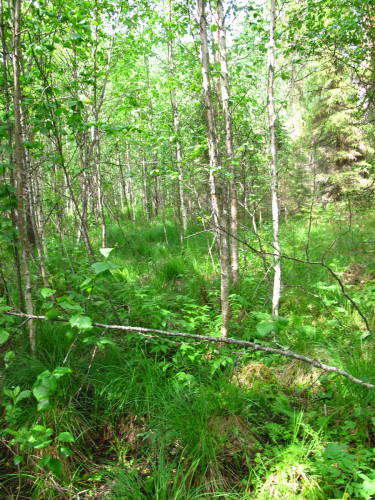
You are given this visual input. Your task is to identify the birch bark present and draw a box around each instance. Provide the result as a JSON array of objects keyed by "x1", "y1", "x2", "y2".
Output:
[
  {"x1": 197, "y1": 0, "x2": 230, "y2": 338},
  {"x1": 169, "y1": 34, "x2": 187, "y2": 236},
  {"x1": 217, "y1": 0, "x2": 239, "y2": 285},
  {"x1": 267, "y1": 0, "x2": 281, "y2": 316}
]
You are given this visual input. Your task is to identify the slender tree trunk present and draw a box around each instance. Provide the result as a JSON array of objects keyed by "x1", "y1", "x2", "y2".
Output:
[
  {"x1": 34, "y1": 172, "x2": 48, "y2": 259},
  {"x1": 267, "y1": 0, "x2": 281, "y2": 317},
  {"x1": 217, "y1": 0, "x2": 239, "y2": 285},
  {"x1": 153, "y1": 153, "x2": 159, "y2": 217},
  {"x1": 1, "y1": 0, "x2": 24, "y2": 313},
  {"x1": 60, "y1": 146, "x2": 94, "y2": 259},
  {"x1": 76, "y1": 140, "x2": 93, "y2": 257},
  {"x1": 158, "y1": 176, "x2": 169, "y2": 249},
  {"x1": 93, "y1": 127, "x2": 106, "y2": 247},
  {"x1": 142, "y1": 150, "x2": 150, "y2": 223},
  {"x1": 126, "y1": 142, "x2": 136, "y2": 221},
  {"x1": 22, "y1": 122, "x2": 50, "y2": 288},
  {"x1": 118, "y1": 151, "x2": 131, "y2": 220},
  {"x1": 197, "y1": 0, "x2": 230, "y2": 338},
  {"x1": 210, "y1": 8, "x2": 222, "y2": 144},
  {"x1": 12, "y1": 0, "x2": 36, "y2": 351},
  {"x1": 28, "y1": 167, "x2": 49, "y2": 288},
  {"x1": 97, "y1": 161, "x2": 106, "y2": 248},
  {"x1": 168, "y1": 35, "x2": 187, "y2": 236}
]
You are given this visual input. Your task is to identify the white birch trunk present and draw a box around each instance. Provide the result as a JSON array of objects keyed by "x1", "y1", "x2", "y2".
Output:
[
  {"x1": 267, "y1": 0, "x2": 281, "y2": 317},
  {"x1": 197, "y1": 0, "x2": 230, "y2": 338},
  {"x1": 169, "y1": 35, "x2": 187, "y2": 235}
]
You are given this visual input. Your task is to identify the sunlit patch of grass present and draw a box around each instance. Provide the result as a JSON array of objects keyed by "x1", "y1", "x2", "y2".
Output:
[{"x1": 158, "y1": 257, "x2": 186, "y2": 283}]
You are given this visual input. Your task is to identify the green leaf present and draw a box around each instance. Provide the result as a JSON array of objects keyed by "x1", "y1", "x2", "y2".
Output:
[
  {"x1": 92, "y1": 261, "x2": 121, "y2": 274},
  {"x1": 92, "y1": 262, "x2": 110, "y2": 274},
  {"x1": 97, "y1": 337, "x2": 115, "y2": 347},
  {"x1": 37, "y1": 370, "x2": 52, "y2": 380},
  {"x1": 31, "y1": 425, "x2": 47, "y2": 433},
  {"x1": 324, "y1": 443, "x2": 347, "y2": 459},
  {"x1": 48, "y1": 458, "x2": 62, "y2": 475},
  {"x1": 57, "y1": 431, "x2": 75, "y2": 443},
  {"x1": 256, "y1": 321, "x2": 277, "y2": 337},
  {"x1": 3, "y1": 388, "x2": 13, "y2": 398},
  {"x1": 37, "y1": 453, "x2": 51, "y2": 470},
  {"x1": 69, "y1": 315, "x2": 92, "y2": 331},
  {"x1": 53, "y1": 367, "x2": 72, "y2": 378},
  {"x1": 343, "y1": 420, "x2": 356, "y2": 430},
  {"x1": 14, "y1": 455, "x2": 22, "y2": 465},
  {"x1": 15, "y1": 390, "x2": 31, "y2": 403},
  {"x1": 37, "y1": 398, "x2": 52, "y2": 412},
  {"x1": 80, "y1": 277, "x2": 92, "y2": 289},
  {"x1": 4, "y1": 350, "x2": 15, "y2": 364},
  {"x1": 59, "y1": 301, "x2": 83, "y2": 311},
  {"x1": 93, "y1": 282, "x2": 107, "y2": 293},
  {"x1": 60, "y1": 446, "x2": 74, "y2": 457},
  {"x1": 33, "y1": 384, "x2": 50, "y2": 401},
  {"x1": 33, "y1": 438, "x2": 52, "y2": 450},
  {"x1": 42, "y1": 375, "x2": 57, "y2": 393},
  {"x1": 45, "y1": 309, "x2": 60, "y2": 320},
  {"x1": 41, "y1": 288, "x2": 56, "y2": 299},
  {"x1": 99, "y1": 248, "x2": 114, "y2": 259},
  {"x1": 0, "y1": 329, "x2": 10, "y2": 344},
  {"x1": 83, "y1": 336, "x2": 95, "y2": 344},
  {"x1": 274, "y1": 316, "x2": 289, "y2": 327}
]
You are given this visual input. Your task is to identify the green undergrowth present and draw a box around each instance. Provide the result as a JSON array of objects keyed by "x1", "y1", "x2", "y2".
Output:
[{"x1": 1, "y1": 206, "x2": 375, "y2": 498}]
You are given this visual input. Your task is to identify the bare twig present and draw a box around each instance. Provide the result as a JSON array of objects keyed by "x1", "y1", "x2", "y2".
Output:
[
  {"x1": 183, "y1": 229, "x2": 214, "y2": 239},
  {"x1": 5, "y1": 312, "x2": 375, "y2": 389}
]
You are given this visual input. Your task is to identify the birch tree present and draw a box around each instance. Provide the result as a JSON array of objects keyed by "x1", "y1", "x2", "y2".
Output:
[
  {"x1": 267, "y1": 0, "x2": 281, "y2": 316},
  {"x1": 197, "y1": 0, "x2": 230, "y2": 338},
  {"x1": 216, "y1": 0, "x2": 239, "y2": 285},
  {"x1": 169, "y1": 31, "x2": 187, "y2": 238}
]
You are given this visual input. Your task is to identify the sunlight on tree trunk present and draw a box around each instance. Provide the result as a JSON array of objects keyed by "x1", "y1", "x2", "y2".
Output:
[
  {"x1": 217, "y1": 0, "x2": 239, "y2": 287},
  {"x1": 267, "y1": 0, "x2": 281, "y2": 317},
  {"x1": 197, "y1": 0, "x2": 230, "y2": 338}
]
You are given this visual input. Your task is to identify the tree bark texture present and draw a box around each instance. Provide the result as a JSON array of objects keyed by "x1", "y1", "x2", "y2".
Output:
[
  {"x1": 217, "y1": 0, "x2": 239, "y2": 285},
  {"x1": 12, "y1": 0, "x2": 36, "y2": 352},
  {"x1": 267, "y1": 0, "x2": 281, "y2": 317},
  {"x1": 197, "y1": 0, "x2": 230, "y2": 338},
  {"x1": 169, "y1": 35, "x2": 187, "y2": 236}
]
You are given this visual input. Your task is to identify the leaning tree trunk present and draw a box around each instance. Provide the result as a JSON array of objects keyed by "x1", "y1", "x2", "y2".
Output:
[
  {"x1": 217, "y1": 0, "x2": 239, "y2": 286},
  {"x1": 12, "y1": 0, "x2": 36, "y2": 352},
  {"x1": 197, "y1": 0, "x2": 230, "y2": 338},
  {"x1": 267, "y1": 0, "x2": 281, "y2": 317}
]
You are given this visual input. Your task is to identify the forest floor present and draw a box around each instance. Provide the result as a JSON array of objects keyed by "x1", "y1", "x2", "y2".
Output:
[{"x1": 1, "y1": 204, "x2": 375, "y2": 499}]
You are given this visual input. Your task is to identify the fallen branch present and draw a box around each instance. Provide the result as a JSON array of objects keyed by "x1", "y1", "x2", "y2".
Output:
[{"x1": 5, "y1": 312, "x2": 375, "y2": 389}]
